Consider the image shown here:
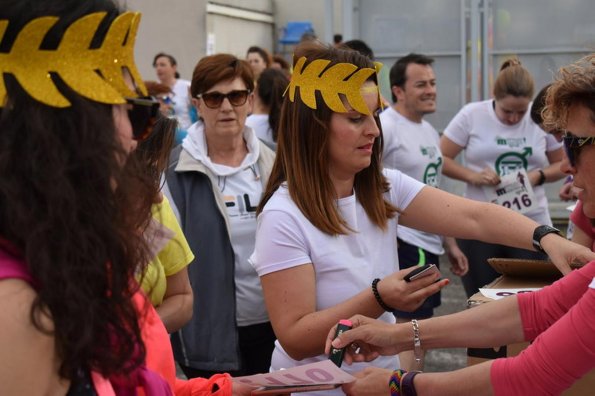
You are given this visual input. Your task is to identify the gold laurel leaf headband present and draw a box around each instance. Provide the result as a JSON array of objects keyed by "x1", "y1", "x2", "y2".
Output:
[
  {"x1": 0, "y1": 11, "x2": 147, "y2": 108},
  {"x1": 285, "y1": 56, "x2": 383, "y2": 115}
]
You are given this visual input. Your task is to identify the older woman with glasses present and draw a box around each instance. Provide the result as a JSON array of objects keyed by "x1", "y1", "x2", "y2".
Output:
[{"x1": 165, "y1": 54, "x2": 276, "y2": 379}]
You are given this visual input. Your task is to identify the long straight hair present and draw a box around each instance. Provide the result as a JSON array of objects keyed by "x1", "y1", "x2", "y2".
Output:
[{"x1": 258, "y1": 41, "x2": 397, "y2": 235}]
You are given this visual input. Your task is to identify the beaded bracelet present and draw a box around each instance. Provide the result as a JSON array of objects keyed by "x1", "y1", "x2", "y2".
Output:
[
  {"x1": 389, "y1": 369, "x2": 407, "y2": 396},
  {"x1": 372, "y1": 278, "x2": 393, "y2": 311}
]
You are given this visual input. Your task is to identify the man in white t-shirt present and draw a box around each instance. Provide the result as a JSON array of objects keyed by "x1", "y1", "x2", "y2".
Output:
[{"x1": 380, "y1": 53, "x2": 469, "y2": 370}]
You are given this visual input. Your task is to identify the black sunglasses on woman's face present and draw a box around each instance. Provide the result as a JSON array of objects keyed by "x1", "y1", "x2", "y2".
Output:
[
  {"x1": 563, "y1": 132, "x2": 595, "y2": 167},
  {"x1": 125, "y1": 96, "x2": 160, "y2": 141},
  {"x1": 196, "y1": 90, "x2": 251, "y2": 109}
]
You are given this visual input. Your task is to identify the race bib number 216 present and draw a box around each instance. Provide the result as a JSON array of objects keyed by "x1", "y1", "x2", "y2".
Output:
[{"x1": 483, "y1": 168, "x2": 537, "y2": 215}]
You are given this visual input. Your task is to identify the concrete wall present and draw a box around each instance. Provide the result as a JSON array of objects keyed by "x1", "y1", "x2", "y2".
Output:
[
  {"x1": 273, "y1": 0, "x2": 343, "y2": 54},
  {"x1": 125, "y1": 0, "x2": 207, "y2": 81},
  {"x1": 124, "y1": 0, "x2": 273, "y2": 82}
]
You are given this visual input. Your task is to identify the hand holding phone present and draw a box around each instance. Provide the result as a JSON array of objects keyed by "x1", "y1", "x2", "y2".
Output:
[{"x1": 403, "y1": 264, "x2": 440, "y2": 282}]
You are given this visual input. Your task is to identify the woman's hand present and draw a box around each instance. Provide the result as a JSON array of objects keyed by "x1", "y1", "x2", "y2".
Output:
[
  {"x1": 559, "y1": 181, "x2": 579, "y2": 201},
  {"x1": 325, "y1": 315, "x2": 405, "y2": 364},
  {"x1": 470, "y1": 167, "x2": 500, "y2": 186},
  {"x1": 377, "y1": 267, "x2": 449, "y2": 313},
  {"x1": 341, "y1": 367, "x2": 393, "y2": 396},
  {"x1": 541, "y1": 234, "x2": 595, "y2": 275},
  {"x1": 444, "y1": 238, "x2": 469, "y2": 276}
]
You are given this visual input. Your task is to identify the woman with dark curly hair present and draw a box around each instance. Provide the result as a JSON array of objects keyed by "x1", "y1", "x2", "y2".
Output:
[
  {"x1": 0, "y1": 0, "x2": 261, "y2": 394},
  {"x1": 0, "y1": 0, "x2": 163, "y2": 394}
]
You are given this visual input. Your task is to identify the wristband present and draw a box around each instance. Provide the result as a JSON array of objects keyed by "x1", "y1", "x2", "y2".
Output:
[
  {"x1": 532, "y1": 225, "x2": 561, "y2": 254},
  {"x1": 536, "y1": 169, "x2": 546, "y2": 186},
  {"x1": 388, "y1": 369, "x2": 406, "y2": 396},
  {"x1": 371, "y1": 278, "x2": 393, "y2": 311},
  {"x1": 400, "y1": 371, "x2": 421, "y2": 396}
]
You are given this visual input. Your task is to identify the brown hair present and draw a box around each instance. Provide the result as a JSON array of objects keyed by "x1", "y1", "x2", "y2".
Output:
[
  {"x1": 272, "y1": 54, "x2": 291, "y2": 73},
  {"x1": 493, "y1": 58, "x2": 534, "y2": 100},
  {"x1": 133, "y1": 115, "x2": 177, "y2": 199},
  {"x1": 257, "y1": 41, "x2": 397, "y2": 235},
  {"x1": 190, "y1": 54, "x2": 254, "y2": 98},
  {"x1": 152, "y1": 52, "x2": 180, "y2": 79},
  {"x1": 543, "y1": 54, "x2": 595, "y2": 132},
  {"x1": 247, "y1": 46, "x2": 273, "y2": 67},
  {"x1": 256, "y1": 68, "x2": 290, "y2": 142},
  {"x1": 144, "y1": 80, "x2": 172, "y2": 97}
]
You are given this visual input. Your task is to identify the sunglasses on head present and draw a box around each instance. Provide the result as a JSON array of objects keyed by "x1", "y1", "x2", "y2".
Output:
[
  {"x1": 563, "y1": 131, "x2": 595, "y2": 167},
  {"x1": 196, "y1": 90, "x2": 251, "y2": 109},
  {"x1": 125, "y1": 96, "x2": 160, "y2": 141}
]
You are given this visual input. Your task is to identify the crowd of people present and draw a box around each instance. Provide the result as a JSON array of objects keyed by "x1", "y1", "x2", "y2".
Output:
[{"x1": 1, "y1": 1, "x2": 594, "y2": 395}]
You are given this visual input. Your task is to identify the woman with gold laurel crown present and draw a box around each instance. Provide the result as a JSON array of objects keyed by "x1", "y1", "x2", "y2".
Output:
[
  {"x1": 0, "y1": 1, "x2": 252, "y2": 395},
  {"x1": 249, "y1": 41, "x2": 595, "y2": 395}
]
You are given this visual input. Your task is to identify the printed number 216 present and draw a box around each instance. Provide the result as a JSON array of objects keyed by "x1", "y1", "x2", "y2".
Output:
[{"x1": 502, "y1": 194, "x2": 532, "y2": 210}]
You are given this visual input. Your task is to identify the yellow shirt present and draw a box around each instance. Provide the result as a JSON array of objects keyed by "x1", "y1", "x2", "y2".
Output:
[{"x1": 141, "y1": 196, "x2": 194, "y2": 306}]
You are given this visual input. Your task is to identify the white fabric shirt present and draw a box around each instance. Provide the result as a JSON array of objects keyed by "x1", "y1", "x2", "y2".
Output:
[
  {"x1": 381, "y1": 107, "x2": 445, "y2": 255},
  {"x1": 443, "y1": 100, "x2": 562, "y2": 225},
  {"x1": 172, "y1": 79, "x2": 192, "y2": 130},
  {"x1": 250, "y1": 168, "x2": 424, "y2": 394},
  {"x1": 246, "y1": 114, "x2": 275, "y2": 149},
  {"x1": 183, "y1": 122, "x2": 269, "y2": 326}
]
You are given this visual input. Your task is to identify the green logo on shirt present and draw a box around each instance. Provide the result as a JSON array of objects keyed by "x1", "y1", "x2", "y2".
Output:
[
  {"x1": 423, "y1": 157, "x2": 442, "y2": 187},
  {"x1": 496, "y1": 137, "x2": 527, "y2": 147},
  {"x1": 495, "y1": 147, "x2": 532, "y2": 176},
  {"x1": 420, "y1": 146, "x2": 438, "y2": 159}
]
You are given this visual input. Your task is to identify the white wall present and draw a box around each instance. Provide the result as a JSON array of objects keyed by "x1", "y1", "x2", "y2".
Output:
[
  {"x1": 124, "y1": 0, "x2": 273, "y2": 82},
  {"x1": 125, "y1": 0, "x2": 207, "y2": 82}
]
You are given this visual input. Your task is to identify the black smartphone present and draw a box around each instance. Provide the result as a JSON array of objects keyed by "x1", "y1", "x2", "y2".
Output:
[{"x1": 404, "y1": 263, "x2": 439, "y2": 282}]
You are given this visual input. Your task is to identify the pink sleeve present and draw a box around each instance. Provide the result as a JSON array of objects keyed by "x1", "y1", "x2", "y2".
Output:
[
  {"x1": 490, "y1": 265, "x2": 595, "y2": 395},
  {"x1": 518, "y1": 262, "x2": 595, "y2": 340},
  {"x1": 0, "y1": 248, "x2": 37, "y2": 287}
]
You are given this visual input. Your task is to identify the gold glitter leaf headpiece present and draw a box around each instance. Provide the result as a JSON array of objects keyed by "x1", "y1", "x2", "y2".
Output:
[
  {"x1": 0, "y1": 11, "x2": 147, "y2": 108},
  {"x1": 286, "y1": 56, "x2": 382, "y2": 115}
]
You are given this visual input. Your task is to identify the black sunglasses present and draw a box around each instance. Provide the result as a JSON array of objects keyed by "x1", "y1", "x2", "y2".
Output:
[
  {"x1": 196, "y1": 90, "x2": 251, "y2": 109},
  {"x1": 125, "y1": 96, "x2": 160, "y2": 141},
  {"x1": 563, "y1": 132, "x2": 595, "y2": 167}
]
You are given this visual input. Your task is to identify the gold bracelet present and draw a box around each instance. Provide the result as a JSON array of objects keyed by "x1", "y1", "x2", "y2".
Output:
[{"x1": 411, "y1": 319, "x2": 422, "y2": 369}]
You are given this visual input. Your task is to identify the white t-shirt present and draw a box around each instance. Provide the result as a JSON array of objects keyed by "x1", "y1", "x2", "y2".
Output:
[
  {"x1": 182, "y1": 122, "x2": 269, "y2": 326},
  {"x1": 246, "y1": 114, "x2": 275, "y2": 149},
  {"x1": 250, "y1": 168, "x2": 424, "y2": 393},
  {"x1": 211, "y1": 162, "x2": 267, "y2": 326},
  {"x1": 172, "y1": 79, "x2": 192, "y2": 130},
  {"x1": 381, "y1": 107, "x2": 445, "y2": 255},
  {"x1": 443, "y1": 100, "x2": 562, "y2": 225}
]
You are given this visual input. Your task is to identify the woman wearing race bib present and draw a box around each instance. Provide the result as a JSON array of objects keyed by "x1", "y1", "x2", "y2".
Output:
[{"x1": 440, "y1": 59, "x2": 566, "y2": 297}]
